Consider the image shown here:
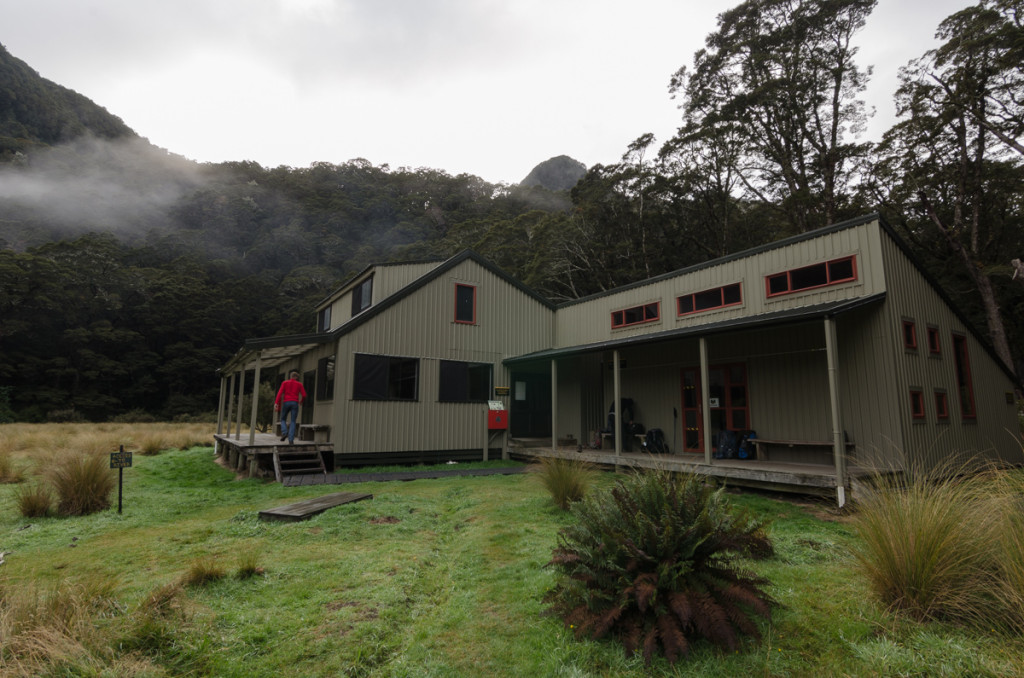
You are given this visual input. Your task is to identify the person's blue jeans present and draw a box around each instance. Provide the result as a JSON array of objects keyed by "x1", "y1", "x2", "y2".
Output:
[{"x1": 281, "y1": 401, "x2": 300, "y2": 443}]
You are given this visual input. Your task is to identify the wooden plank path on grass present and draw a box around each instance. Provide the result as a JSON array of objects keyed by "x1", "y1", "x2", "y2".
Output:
[
  {"x1": 282, "y1": 465, "x2": 528, "y2": 487},
  {"x1": 258, "y1": 491, "x2": 372, "y2": 522}
]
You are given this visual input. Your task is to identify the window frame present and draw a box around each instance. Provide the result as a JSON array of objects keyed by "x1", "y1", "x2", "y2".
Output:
[
  {"x1": 454, "y1": 283, "x2": 477, "y2": 325},
  {"x1": 316, "y1": 355, "x2": 335, "y2": 401},
  {"x1": 677, "y1": 283, "x2": 743, "y2": 317},
  {"x1": 951, "y1": 333, "x2": 977, "y2": 420},
  {"x1": 910, "y1": 389, "x2": 926, "y2": 421},
  {"x1": 351, "y1": 275, "x2": 373, "y2": 316},
  {"x1": 934, "y1": 390, "x2": 950, "y2": 421},
  {"x1": 439, "y1": 360, "x2": 493, "y2": 403},
  {"x1": 903, "y1": 319, "x2": 918, "y2": 351},
  {"x1": 317, "y1": 305, "x2": 332, "y2": 333},
  {"x1": 352, "y1": 353, "x2": 419, "y2": 402},
  {"x1": 927, "y1": 325, "x2": 941, "y2": 356},
  {"x1": 611, "y1": 301, "x2": 661, "y2": 329},
  {"x1": 765, "y1": 255, "x2": 858, "y2": 298}
]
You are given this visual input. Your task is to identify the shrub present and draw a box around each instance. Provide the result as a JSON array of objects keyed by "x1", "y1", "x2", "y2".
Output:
[
  {"x1": 850, "y1": 465, "x2": 1000, "y2": 626},
  {"x1": 15, "y1": 482, "x2": 53, "y2": 517},
  {"x1": 49, "y1": 453, "x2": 116, "y2": 516},
  {"x1": 531, "y1": 456, "x2": 597, "y2": 510},
  {"x1": 181, "y1": 557, "x2": 227, "y2": 587},
  {"x1": 108, "y1": 409, "x2": 157, "y2": 423},
  {"x1": 46, "y1": 408, "x2": 87, "y2": 423},
  {"x1": 545, "y1": 470, "x2": 774, "y2": 664}
]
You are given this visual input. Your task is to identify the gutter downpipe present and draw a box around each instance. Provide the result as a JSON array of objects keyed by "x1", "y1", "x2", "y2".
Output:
[
  {"x1": 825, "y1": 316, "x2": 847, "y2": 508},
  {"x1": 700, "y1": 337, "x2": 712, "y2": 465},
  {"x1": 613, "y1": 349, "x2": 622, "y2": 459}
]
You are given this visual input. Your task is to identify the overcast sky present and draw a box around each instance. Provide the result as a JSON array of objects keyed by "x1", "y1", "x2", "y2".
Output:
[{"x1": 1, "y1": 0, "x2": 971, "y2": 185}]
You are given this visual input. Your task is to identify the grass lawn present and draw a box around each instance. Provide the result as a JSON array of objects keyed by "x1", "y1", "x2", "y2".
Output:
[{"x1": 2, "y1": 433, "x2": 1023, "y2": 676}]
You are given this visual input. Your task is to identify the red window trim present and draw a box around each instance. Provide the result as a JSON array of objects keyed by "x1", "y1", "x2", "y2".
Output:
[
  {"x1": 927, "y1": 326, "x2": 941, "y2": 355},
  {"x1": 611, "y1": 302, "x2": 661, "y2": 329},
  {"x1": 454, "y1": 283, "x2": 476, "y2": 325},
  {"x1": 952, "y1": 333, "x2": 977, "y2": 420},
  {"x1": 910, "y1": 389, "x2": 926, "y2": 420},
  {"x1": 764, "y1": 255, "x2": 858, "y2": 298},
  {"x1": 903, "y1": 319, "x2": 918, "y2": 350},
  {"x1": 935, "y1": 390, "x2": 950, "y2": 421},
  {"x1": 677, "y1": 283, "x2": 743, "y2": 317}
]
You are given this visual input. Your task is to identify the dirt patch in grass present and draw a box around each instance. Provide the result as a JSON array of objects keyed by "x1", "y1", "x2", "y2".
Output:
[{"x1": 370, "y1": 516, "x2": 400, "y2": 524}]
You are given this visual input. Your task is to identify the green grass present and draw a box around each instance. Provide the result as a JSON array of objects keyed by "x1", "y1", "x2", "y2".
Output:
[{"x1": 1, "y1": 444, "x2": 1023, "y2": 676}]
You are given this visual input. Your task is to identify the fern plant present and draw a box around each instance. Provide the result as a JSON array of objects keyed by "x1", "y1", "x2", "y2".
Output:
[{"x1": 545, "y1": 469, "x2": 774, "y2": 664}]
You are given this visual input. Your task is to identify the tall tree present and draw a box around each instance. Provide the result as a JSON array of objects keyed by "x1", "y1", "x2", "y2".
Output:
[
  {"x1": 871, "y1": 0, "x2": 1024, "y2": 372},
  {"x1": 669, "y1": 0, "x2": 876, "y2": 233}
]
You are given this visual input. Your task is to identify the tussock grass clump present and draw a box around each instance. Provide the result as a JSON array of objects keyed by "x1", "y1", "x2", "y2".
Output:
[
  {"x1": 0, "y1": 452, "x2": 24, "y2": 483},
  {"x1": 546, "y1": 469, "x2": 774, "y2": 665},
  {"x1": 0, "y1": 576, "x2": 120, "y2": 675},
  {"x1": 15, "y1": 482, "x2": 53, "y2": 518},
  {"x1": 851, "y1": 462, "x2": 1024, "y2": 631},
  {"x1": 181, "y1": 557, "x2": 227, "y2": 587},
  {"x1": 48, "y1": 453, "x2": 115, "y2": 517},
  {"x1": 135, "y1": 432, "x2": 167, "y2": 456},
  {"x1": 530, "y1": 456, "x2": 597, "y2": 510},
  {"x1": 235, "y1": 550, "x2": 263, "y2": 579}
]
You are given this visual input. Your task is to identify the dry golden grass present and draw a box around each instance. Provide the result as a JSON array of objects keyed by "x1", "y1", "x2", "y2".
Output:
[{"x1": 0, "y1": 423, "x2": 215, "y2": 472}]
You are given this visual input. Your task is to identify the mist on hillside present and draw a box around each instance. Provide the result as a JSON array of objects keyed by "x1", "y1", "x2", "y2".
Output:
[{"x1": 0, "y1": 135, "x2": 209, "y2": 248}]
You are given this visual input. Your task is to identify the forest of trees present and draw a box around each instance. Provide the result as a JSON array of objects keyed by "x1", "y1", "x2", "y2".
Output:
[{"x1": 0, "y1": 0, "x2": 1021, "y2": 422}]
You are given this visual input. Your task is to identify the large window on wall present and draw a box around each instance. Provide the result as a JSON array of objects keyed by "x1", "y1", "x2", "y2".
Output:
[
  {"x1": 439, "y1": 360, "x2": 493, "y2": 402},
  {"x1": 765, "y1": 255, "x2": 857, "y2": 297},
  {"x1": 353, "y1": 353, "x2": 419, "y2": 401},
  {"x1": 951, "y1": 333, "x2": 976, "y2": 419},
  {"x1": 678, "y1": 283, "x2": 742, "y2": 316},
  {"x1": 351, "y1": 276, "x2": 373, "y2": 316},
  {"x1": 317, "y1": 355, "x2": 335, "y2": 400},
  {"x1": 611, "y1": 302, "x2": 660, "y2": 329},
  {"x1": 454, "y1": 283, "x2": 477, "y2": 324}
]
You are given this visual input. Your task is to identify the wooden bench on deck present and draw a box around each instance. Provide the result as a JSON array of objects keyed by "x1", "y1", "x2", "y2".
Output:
[
  {"x1": 752, "y1": 438, "x2": 854, "y2": 463},
  {"x1": 298, "y1": 424, "x2": 330, "y2": 442},
  {"x1": 600, "y1": 432, "x2": 647, "y2": 451}
]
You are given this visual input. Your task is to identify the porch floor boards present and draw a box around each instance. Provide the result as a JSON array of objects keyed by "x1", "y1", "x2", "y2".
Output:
[{"x1": 511, "y1": 442, "x2": 862, "y2": 497}]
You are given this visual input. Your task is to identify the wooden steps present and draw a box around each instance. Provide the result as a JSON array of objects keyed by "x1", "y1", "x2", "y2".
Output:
[
  {"x1": 272, "y1": 446, "x2": 328, "y2": 482},
  {"x1": 258, "y1": 491, "x2": 372, "y2": 522}
]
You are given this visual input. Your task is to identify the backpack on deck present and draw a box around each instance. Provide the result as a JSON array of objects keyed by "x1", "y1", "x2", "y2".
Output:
[{"x1": 644, "y1": 428, "x2": 668, "y2": 454}]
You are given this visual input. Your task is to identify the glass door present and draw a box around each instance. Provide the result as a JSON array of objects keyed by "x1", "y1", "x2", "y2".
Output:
[{"x1": 680, "y1": 364, "x2": 749, "y2": 454}]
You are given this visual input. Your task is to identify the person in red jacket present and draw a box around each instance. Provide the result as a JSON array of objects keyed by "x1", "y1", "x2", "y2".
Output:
[{"x1": 274, "y1": 371, "x2": 307, "y2": 444}]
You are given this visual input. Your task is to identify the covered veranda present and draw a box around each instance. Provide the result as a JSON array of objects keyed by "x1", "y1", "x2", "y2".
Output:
[{"x1": 504, "y1": 295, "x2": 886, "y2": 507}]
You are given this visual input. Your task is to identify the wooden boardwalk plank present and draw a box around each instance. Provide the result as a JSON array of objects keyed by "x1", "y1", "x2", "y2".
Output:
[
  {"x1": 281, "y1": 466, "x2": 527, "y2": 487},
  {"x1": 258, "y1": 491, "x2": 372, "y2": 522}
]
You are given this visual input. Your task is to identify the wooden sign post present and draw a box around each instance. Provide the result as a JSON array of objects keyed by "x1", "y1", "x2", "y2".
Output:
[{"x1": 109, "y1": 445, "x2": 132, "y2": 514}]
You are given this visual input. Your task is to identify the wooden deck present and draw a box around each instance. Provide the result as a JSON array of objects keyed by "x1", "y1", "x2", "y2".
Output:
[
  {"x1": 214, "y1": 432, "x2": 333, "y2": 480},
  {"x1": 258, "y1": 491, "x2": 372, "y2": 522},
  {"x1": 509, "y1": 442, "x2": 866, "y2": 500}
]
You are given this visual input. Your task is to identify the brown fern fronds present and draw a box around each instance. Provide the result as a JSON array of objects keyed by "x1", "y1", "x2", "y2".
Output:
[
  {"x1": 642, "y1": 624, "x2": 660, "y2": 665},
  {"x1": 719, "y1": 581, "x2": 772, "y2": 619},
  {"x1": 669, "y1": 590, "x2": 694, "y2": 630},
  {"x1": 621, "y1": 614, "x2": 642, "y2": 656},
  {"x1": 694, "y1": 590, "x2": 738, "y2": 651},
  {"x1": 630, "y1": 572, "x2": 659, "y2": 612},
  {"x1": 657, "y1": 612, "x2": 689, "y2": 662},
  {"x1": 593, "y1": 604, "x2": 624, "y2": 638}
]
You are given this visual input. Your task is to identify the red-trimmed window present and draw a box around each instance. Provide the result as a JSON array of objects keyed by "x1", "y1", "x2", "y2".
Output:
[
  {"x1": 611, "y1": 302, "x2": 660, "y2": 329},
  {"x1": 903, "y1": 319, "x2": 918, "y2": 350},
  {"x1": 765, "y1": 255, "x2": 857, "y2": 297},
  {"x1": 678, "y1": 283, "x2": 742, "y2": 316},
  {"x1": 927, "y1": 326, "x2": 941, "y2": 355},
  {"x1": 952, "y1": 333, "x2": 977, "y2": 419},
  {"x1": 935, "y1": 390, "x2": 950, "y2": 421},
  {"x1": 454, "y1": 284, "x2": 476, "y2": 324},
  {"x1": 910, "y1": 389, "x2": 926, "y2": 420}
]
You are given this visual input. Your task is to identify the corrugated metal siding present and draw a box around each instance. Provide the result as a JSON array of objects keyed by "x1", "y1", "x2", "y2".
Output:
[
  {"x1": 329, "y1": 262, "x2": 443, "y2": 330},
  {"x1": 554, "y1": 221, "x2": 883, "y2": 348},
  {"x1": 330, "y1": 259, "x2": 553, "y2": 453},
  {"x1": 878, "y1": 231, "x2": 1022, "y2": 468}
]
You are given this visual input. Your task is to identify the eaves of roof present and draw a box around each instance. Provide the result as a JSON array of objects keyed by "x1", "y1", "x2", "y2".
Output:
[{"x1": 504, "y1": 292, "x2": 887, "y2": 365}]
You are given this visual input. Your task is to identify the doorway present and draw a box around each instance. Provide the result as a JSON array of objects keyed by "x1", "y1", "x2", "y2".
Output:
[
  {"x1": 509, "y1": 371, "x2": 552, "y2": 438},
  {"x1": 680, "y1": 363, "x2": 750, "y2": 453}
]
